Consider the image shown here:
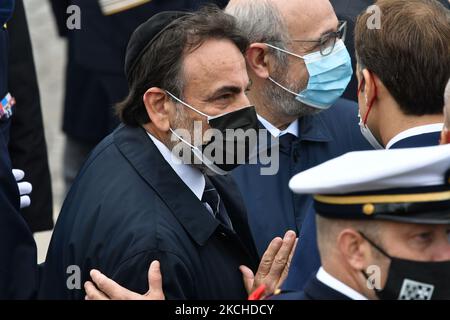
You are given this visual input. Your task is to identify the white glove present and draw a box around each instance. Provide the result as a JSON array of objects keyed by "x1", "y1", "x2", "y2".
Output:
[{"x1": 12, "y1": 169, "x2": 32, "y2": 209}]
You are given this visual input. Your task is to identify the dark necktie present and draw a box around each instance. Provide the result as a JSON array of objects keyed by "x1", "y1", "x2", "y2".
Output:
[{"x1": 202, "y1": 177, "x2": 234, "y2": 230}]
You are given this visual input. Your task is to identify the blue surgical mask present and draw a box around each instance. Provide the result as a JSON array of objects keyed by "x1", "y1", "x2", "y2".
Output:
[
  {"x1": 265, "y1": 40, "x2": 353, "y2": 110},
  {"x1": 0, "y1": 0, "x2": 15, "y2": 26},
  {"x1": 358, "y1": 112, "x2": 384, "y2": 150}
]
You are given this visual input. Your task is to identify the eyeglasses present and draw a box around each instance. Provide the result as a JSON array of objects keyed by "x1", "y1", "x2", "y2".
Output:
[{"x1": 290, "y1": 20, "x2": 347, "y2": 56}]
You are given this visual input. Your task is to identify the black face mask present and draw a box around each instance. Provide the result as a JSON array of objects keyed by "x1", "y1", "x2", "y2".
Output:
[
  {"x1": 360, "y1": 232, "x2": 450, "y2": 300},
  {"x1": 167, "y1": 91, "x2": 259, "y2": 175}
]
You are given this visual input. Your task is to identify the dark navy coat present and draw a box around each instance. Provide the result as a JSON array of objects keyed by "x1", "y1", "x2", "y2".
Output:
[
  {"x1": 39, "y1": 124, "x2": 259, "y2": 300},
  {"x1": 0, "y1": 130, "x2": 37, "y2": 299},
  {"x1": 232, "y1": 98, "x2": 372, "y2": 257},
  {"x1": 0, "y1": 0, "x2": 38, "y2": 300},
  {"x1": 50, "y1": 0, "x2": 229, "y2": 144}
]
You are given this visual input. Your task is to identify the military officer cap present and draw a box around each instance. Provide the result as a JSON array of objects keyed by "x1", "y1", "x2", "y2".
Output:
[
  {"x1": 125, "y1": 11, "x2": 191, "y2": 82},
  {"x1": 289, "y1": 145, "x2": 450, "y2": 224}
]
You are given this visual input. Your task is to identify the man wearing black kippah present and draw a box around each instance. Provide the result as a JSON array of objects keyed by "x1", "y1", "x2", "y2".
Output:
[
  {"x1": 49, "y1": 0, "x2": 230, "y2": 193},
  {"x1": 39, "y1": 6, "x2": 297, "y2": 300}
]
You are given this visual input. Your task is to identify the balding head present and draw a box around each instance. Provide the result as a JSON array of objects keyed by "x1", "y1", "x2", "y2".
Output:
[
  {"x1": 226, "y1": 0, "x2": 337, "y2": 45},
  {"x1": 225, "y1": 0, "x2": 288, "y2": 46},
  {"x1": 225, "y1": 0, "x2": 340, "y2": 124}
]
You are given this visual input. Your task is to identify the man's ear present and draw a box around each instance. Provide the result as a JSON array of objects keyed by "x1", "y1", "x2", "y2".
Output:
[
  {"x1": 246, "y1": 43, "x2": 271, "y2": 80},
  {"x1": 440, "y1": 127, "x2": 450, "y2": 145},
  {"x1": 361, "y1": 69, "x2": 374, "y2": 104},
  {"x1": 143, "y1": 88, "x2": 172, "y2": 132},
  {"x1": 337, "y1": 228, "x2": 371, "y2": 272}
]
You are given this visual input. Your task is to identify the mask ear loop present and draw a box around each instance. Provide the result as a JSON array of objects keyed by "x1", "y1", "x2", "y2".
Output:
[
  {"x1": 358, "y1": 231, "x2": 391, "y2": 259},
  {"x1": 165, "y1": 90, "x2": 210, "y2": 119},
  {"x1": 358, "y1": 231, "x2": 391, "y2": 295},
  {"x1": 361, "y1": 71, "x2": 378, "y2": 125},
  {"x1": 264, "y1": 43, "x2": 306, "y2": 60}
]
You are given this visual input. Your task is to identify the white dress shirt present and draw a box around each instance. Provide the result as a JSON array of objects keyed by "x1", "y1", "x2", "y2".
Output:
[
  {"x1": 316, "y1": 267, "x2": 368, "y2": 300},
  {"x1": 257, "y1": 114, "x2": 299, "y2": 138},
  {"x1": 147, "y1": 132, "x2": 205, "y2": 200},
  {"x1": 386, "y1": 123, "x2": 443, "y2": 149}
]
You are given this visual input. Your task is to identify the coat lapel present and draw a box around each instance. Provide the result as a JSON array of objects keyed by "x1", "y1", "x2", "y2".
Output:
[
  {"x1": 113, "y1": 123, "x2": 258, "y2": 270},
  {"x1": 113, "y1": 124, "x2": 219, "y2": 246},
  {"x1": 210, "y1": 174, "x2": 260, "y2": 269}
]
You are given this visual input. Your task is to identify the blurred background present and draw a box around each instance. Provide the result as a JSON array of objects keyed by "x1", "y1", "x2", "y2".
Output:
[{"x1": 24, "y1": 1, "x2": 65, "y2": 263}]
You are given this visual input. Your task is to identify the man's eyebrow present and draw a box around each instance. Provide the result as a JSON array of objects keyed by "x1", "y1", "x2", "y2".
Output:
[
  {"x1": 206, "y1": 81, "x2": 252, "y2": 100},
  {"x1": 320, "y1": 22, "x2": 340, "y2": 37},
  {"x1": 209, "y1": 85, "x2": 242, "y2": 98},
  {"x1": 320, "y1": 27, "x2": 336, "y2": 37}
]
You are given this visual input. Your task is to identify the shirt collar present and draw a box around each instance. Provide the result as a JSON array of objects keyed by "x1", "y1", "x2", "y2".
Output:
[
  {"x1": 316, "y1": 267, "x2": 368, "y2": 300},
  {"x1": 147, "y1": 132, "x2": 205, "y2": 200},
  {"x1": 386, "y1": 123, "x2": 444, "y2": 149},
  {"x1": 257, "y1": 113, "x2": 332, "y2": 142},
  {"x1": 257, "y1": 114, "x2": 299, "y2": 138}
]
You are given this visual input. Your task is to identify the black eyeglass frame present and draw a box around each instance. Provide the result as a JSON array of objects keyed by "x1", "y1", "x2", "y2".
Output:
[{"x1": 289, "y1": 20, "x2": 348, "y2": 56}]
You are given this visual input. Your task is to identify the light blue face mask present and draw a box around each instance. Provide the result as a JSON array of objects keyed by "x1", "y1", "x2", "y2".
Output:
[{"x1": 265, "y1": 39, "x2": 353, "y2": 110}]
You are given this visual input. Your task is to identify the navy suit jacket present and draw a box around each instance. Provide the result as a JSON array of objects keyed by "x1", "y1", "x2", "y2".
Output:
[
  {"x1": 232, "y1": 98, "x2": 372, "y2": 258},
  {"x1": 389, "y1": 131, "x2": 441, "y2": 149},
  {"x1": 39, "y1": 124, "x2": 259, "y2": 299}
]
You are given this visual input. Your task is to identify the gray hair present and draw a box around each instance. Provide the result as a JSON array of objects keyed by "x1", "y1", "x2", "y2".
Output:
[{"x1": 225, "y1": 0, "x2": 289, "y2": 65}]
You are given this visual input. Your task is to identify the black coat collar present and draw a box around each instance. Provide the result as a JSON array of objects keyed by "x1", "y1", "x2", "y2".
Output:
[
  {"x1": 113, "y1": 124, "x2": 220, "y2": 246},
  {"x1": 112, "y1": 124, "x2": 260, "y2": 267}
]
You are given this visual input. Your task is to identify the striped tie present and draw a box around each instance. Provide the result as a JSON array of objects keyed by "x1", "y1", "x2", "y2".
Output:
[{"x1": 202, "y1": 177, "x2": 233, "y2": 230}]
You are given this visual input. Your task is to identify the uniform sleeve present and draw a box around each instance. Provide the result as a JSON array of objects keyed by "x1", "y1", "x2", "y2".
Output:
[
  {"x1": 0, "y1": 133, "x2": 38, "y2": 299},
  {"x1": 111, "y1": 250, "x2": 195, "y2": 300}
]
